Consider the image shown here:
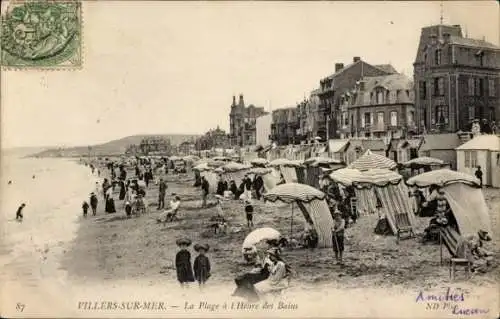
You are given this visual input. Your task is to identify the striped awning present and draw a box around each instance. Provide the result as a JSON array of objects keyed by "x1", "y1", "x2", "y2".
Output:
[
  {"x1": 406, "y1": 169, "x2": 480, "y2": 188},
  {"x1": 348, "y1": 149, "x2": 397, "y2": 171},
  {"x1": 264, "y1": 183, "x2": 326, "y2": 203},
  {"x1": 403, "y1": 157, "x2": 444, "y2": 167},
  {"x1": 353, "y1": 169, "x2": 403, "y2": 187}
]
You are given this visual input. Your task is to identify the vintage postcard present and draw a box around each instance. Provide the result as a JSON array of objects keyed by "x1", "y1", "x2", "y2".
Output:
[{"x1": 1, "y1": 1, "x2": 499, "y2": 318}]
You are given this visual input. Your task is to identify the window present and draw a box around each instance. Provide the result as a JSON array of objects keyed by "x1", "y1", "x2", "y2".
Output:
[
  {"x1": 390, "y1": 111, "x2": 398, "y2": 126},
  {"x1": 435, "y1": 105, "x2": 448, "y2": 125},
  {"x1": 489, "y1": 79, "x2": 496, "y2": 97},
  {"x1": 479, "y1": 54, "x2": 484, "y2": 67},
  {"x1": 377, "y1": 112, "x2": 384, "y2": 128},
  {"x1": 408, "y1": 111, "x2": 415, "y2": 125},
  {"x1": 434, "y1": 77, "x2": 444, "y2": 96},
  {"x1": 468, "y1": 106, "x2": 475, "y2": 121},
  {"x1": 468, "y1": 78, "x2": 475, "y2": 96},
  {"x1": 474, "y1": 78, "x2": 485, "y2": 96},
  {"x1": 364, "y1": 112, "x2": 371, "y2": 127},
  {"x1": 376, "y1": 91, "x2": 384, "y2": 104},
  {"x1": 343, "y1": 112, "x2": 349, "y2": 126},
  {"x1": 419, "y1": 81, "x2": 427, "y2": 100},
  {"x1": 464, "y1": 151, "x2": 478, "y2": 168},
  {"x1": 435, "y1": 49, "x2": 442, "y2": 65}
]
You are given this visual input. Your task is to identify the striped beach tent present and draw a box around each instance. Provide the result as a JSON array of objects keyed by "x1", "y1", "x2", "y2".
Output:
[
  {"x1": 264, "y1": 183, "x2": 334, "y2": 248},
  {"x1": 348, "y1": 149, "x2": 397, "y2": 171},
  {"x1": 200, "y1": 171, "x2": 218, "y2": 193}
]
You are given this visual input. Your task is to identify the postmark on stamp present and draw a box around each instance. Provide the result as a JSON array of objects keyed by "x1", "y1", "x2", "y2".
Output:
[{"x1": 1, "y1": 0, "x2": 82, "y2": 69}]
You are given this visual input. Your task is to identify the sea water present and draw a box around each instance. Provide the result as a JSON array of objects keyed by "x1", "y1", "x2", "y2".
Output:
[{"x1": 0, "y1": 155, "x2": 98, "y2": 316}]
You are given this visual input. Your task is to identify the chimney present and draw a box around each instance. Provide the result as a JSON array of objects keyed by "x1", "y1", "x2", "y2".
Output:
[
  {"x1": 359, "y1": 80, "x2": 365, "y2": 91},
  {"x1": 239, "y1": 94, "x2": 245, "y2": 107},
  {"x1": 335, "y1": 63, "x2": 344, "y2": 72},
  {"x1": 232, "y1": 95, "x2": 236, "y2": 106},
  {"x1": 353, "y1": 56, "x2": 361, "y2": 63}
]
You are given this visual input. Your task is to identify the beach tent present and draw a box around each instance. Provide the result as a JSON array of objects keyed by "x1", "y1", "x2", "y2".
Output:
[
  {"x1": 269, "y1": 158, "x2": 301, "y2": 183},
  {"x1": 407, "y1": 169, "x2": 491, "y2": 237},
  {"x1": 348, "y1": 149, "x2": 397, "y2": 171},
  {"x1": 261, "y1": 168, "x2": 280, "y2": 192},
  {"x1": 329, "y1": 168, "x2": 417, "y2": 236},
  {"x1": 200, "y1": 170, "x2": 218, "y2": 193},
  {"x1": 264, "y1": 183, "x2": 334, "y2": 248},
  {"x1": 456, "y1": 134, "x2": 500, "y2": 187}
]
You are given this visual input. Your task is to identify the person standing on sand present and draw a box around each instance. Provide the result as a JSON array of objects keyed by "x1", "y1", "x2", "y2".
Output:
[
  {"x1": 201, "y1": 177, "x2": 209, "y2": 208},
  {"x1": 82, "y1": 201, "x2": 89, "y2": 217},
  {"x1": 175, "y1": 238, "x2": 195, "y2": 289},
  {"x1": 158, "y1": 178, "x2": 167, "y2": 210},
  {"x1": 193, "y1": 244, "x2": 211, "y2": 289},
  {"x1": 475, "y1": 166, "x2": 483, "y2": 187},
  {"x1": 244, "y1": 200, "x2": 254, "y2": 228},
  {"x1": 16, "y1": 203, "x2": 26, "y2": 221},
  {"x1": 90, "y1": 193, "x2": 98, "y2": 216},
  {"x1": 331, "y1": 211, "x2": 345, "y2": 265}
]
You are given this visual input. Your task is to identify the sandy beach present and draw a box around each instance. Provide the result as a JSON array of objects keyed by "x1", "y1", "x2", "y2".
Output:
[{"x1": 52, "y1": 163, "x2": 500, "y2": 318}]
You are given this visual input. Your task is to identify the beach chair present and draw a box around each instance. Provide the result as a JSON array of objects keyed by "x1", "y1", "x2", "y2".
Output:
[
  {"x1": 439, "y1": 227, "x2": 472, "y2": 280},
  {"x1": 394, "y1": 213, "x2": 415, "y2": 243}
]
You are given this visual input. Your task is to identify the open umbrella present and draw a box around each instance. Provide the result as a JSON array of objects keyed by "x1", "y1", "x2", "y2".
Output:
[
  {"x1": 247, "y1": 167, "x2": 273, "y2": 175},
  {"x1": 348, "y1": 149, "x2": 397, "y2": 171},
  {"x1": 242, "y1": 227, "x2": 281, "y2": 250},
  {"x1": 222, "y1": 162, "x2": 251, "y2": 173},
  {"x1": 212, "y1": 156, "x2": 231, "y2": 162},
  {"x1": 403, "y1": 157, "x2": 444, "y2": 167},
  {"x1": 250, "y1": 158, "x2": 269, "y2": 167},
  {"x1": 303, "y1": 157, "x2": 343, "y2": 166},
  {"x1": 193, "y1": 162, "x2": 211, "y2": 172},
  {"x1": 406, "y1": 169, "x2": 480, "y2": 188}
]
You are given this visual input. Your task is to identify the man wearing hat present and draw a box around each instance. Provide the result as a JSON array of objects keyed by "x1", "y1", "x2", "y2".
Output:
[{"x1": 90, "y1": 192, "x2": 98, "y2": 216}]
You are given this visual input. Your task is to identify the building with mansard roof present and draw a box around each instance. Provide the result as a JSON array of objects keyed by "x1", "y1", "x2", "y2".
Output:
[{"x1": 413, "y1": 24, "x2": 500, "y2": 134}]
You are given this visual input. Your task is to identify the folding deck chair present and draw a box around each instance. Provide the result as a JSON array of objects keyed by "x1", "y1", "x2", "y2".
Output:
[
  {"x1": 394, "y1": 213, "x2": 415, "y2": 243},
  {"x1": 439, "y1": 227, "x2": 472, "y2": 280}
]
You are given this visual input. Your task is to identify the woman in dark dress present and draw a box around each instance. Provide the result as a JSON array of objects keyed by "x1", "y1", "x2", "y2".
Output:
[
  {"x1": 119, "y1": 181, "x2": 126, "y2": 200},
  {"x1": 175, "y1": 239, "x2": 195, "y2": 288}
]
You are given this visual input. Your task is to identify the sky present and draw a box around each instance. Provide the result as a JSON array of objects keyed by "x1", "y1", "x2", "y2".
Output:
[{"x1": 1, "y1": 1, "x2": 498, "y2": 148}]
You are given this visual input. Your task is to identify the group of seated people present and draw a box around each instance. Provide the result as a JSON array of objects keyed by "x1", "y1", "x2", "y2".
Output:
[
  {"x1": 421, "y1": 188, "x2": 459, "y2": 243},
  {"x1": 233, "y1": 247, "x2": 291, "y2": 301},
  {"x1": 456, "y1": 230, "x2": 494, "y2": 273},
  {"x1": 156, "y1": 195, "x2": 181, "y2": 224}
]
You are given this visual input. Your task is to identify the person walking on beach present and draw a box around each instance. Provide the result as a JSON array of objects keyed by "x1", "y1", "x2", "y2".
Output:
[
  {"x1": 158, "y1": 178, "x2": 167, "y2": 210},
  {"x1": 201, "y1": 177, "x2": 209, "y2": 208},
  {"x1": 244, "y1": 200, "x2": 254, "y2": 228},
  {"x1": 475, "y1": 166, "x2": 483, "y2": 187},
  {"x1": 193, "y1": 244, "x2": 211, "y2": 289},
  {"x1": 90, "y1": 193, "x2": 98, "y2": 216},
  {"x1": 331, "y1": 211, "x2": 345, "y2": 265},
  {"x1": 16, "y1": 203, "x2": 26, "y2": 221},
  {"x1": 175, "y1": 238, "x2": 195, "y2": 289},
  {"x1": 82, "y1": 201, "x2": 89, "y2": 217}
]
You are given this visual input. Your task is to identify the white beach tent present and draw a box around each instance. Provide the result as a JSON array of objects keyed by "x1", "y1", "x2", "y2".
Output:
[
  {"x1": 407, "y1": 169, "x2": 491, "y2": 237},
  {"x1": 455, "y1": 134, "x2": 500, "y2": 187}
]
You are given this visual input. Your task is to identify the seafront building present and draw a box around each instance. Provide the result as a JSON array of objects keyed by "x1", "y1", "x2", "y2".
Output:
[{"x1": 229, "y1": 94, "x2": 268, "y2": 147}]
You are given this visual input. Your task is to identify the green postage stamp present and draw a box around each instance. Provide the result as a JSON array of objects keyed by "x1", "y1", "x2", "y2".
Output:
[{"x1": 1, "y1": 0, "x2": 82, "y2": 69}]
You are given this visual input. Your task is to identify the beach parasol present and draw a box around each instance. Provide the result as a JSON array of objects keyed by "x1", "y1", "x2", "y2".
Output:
[
  {"x1": 242, "y1": 227, "x2": 281, "y2": 251},
  {"x1": 212, "y1": 156, "x2": 231, "y2": 162},
  {"x1": 193, "y1": 162, "x2": 211, "y2": 172},
  {"x1": 402, "y1": 157, "x2": 444, "y2": 167},
  {"x1": 221, "y1": 162, "x2": 251, "y2": 173},
  {"x1": 169, "y1": 155, "x2": 181, "y2": 161},
  {"x1": 348, "y1": 149, "x2": 397, "y2": 171},
  {"x1": 183, "y1": 155, "x2": 200, "y2": 162},
  {"x1": 250, "y1": 158, "x2": 269, "y2": 167},
  {"x1": 213, "y1": 167, "x2": 224, "y2": 174},
  {"x1": 247, "y1": 167, "x2": 273, "y2": 175},
  {"x1": 303, "y1": 157, "x2": 343, "y2": 167},
  {"x1": 328, "y1": 168, "x2": 365, "y2": 186},
  {"x1": 406, "y1": 169, "x2": 480, "y2": 188},
  {"x1": 206, "y1": 160, "x2": 226, "y2": 168}
]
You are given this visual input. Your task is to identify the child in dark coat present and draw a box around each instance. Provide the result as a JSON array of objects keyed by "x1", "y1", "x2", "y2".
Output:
[
  {"x1": 193, "y1": 244, "x2": 211, "y2": 289},
  {"x1": 175, "y1": 239, "x2": 195, "y2": 288}
]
